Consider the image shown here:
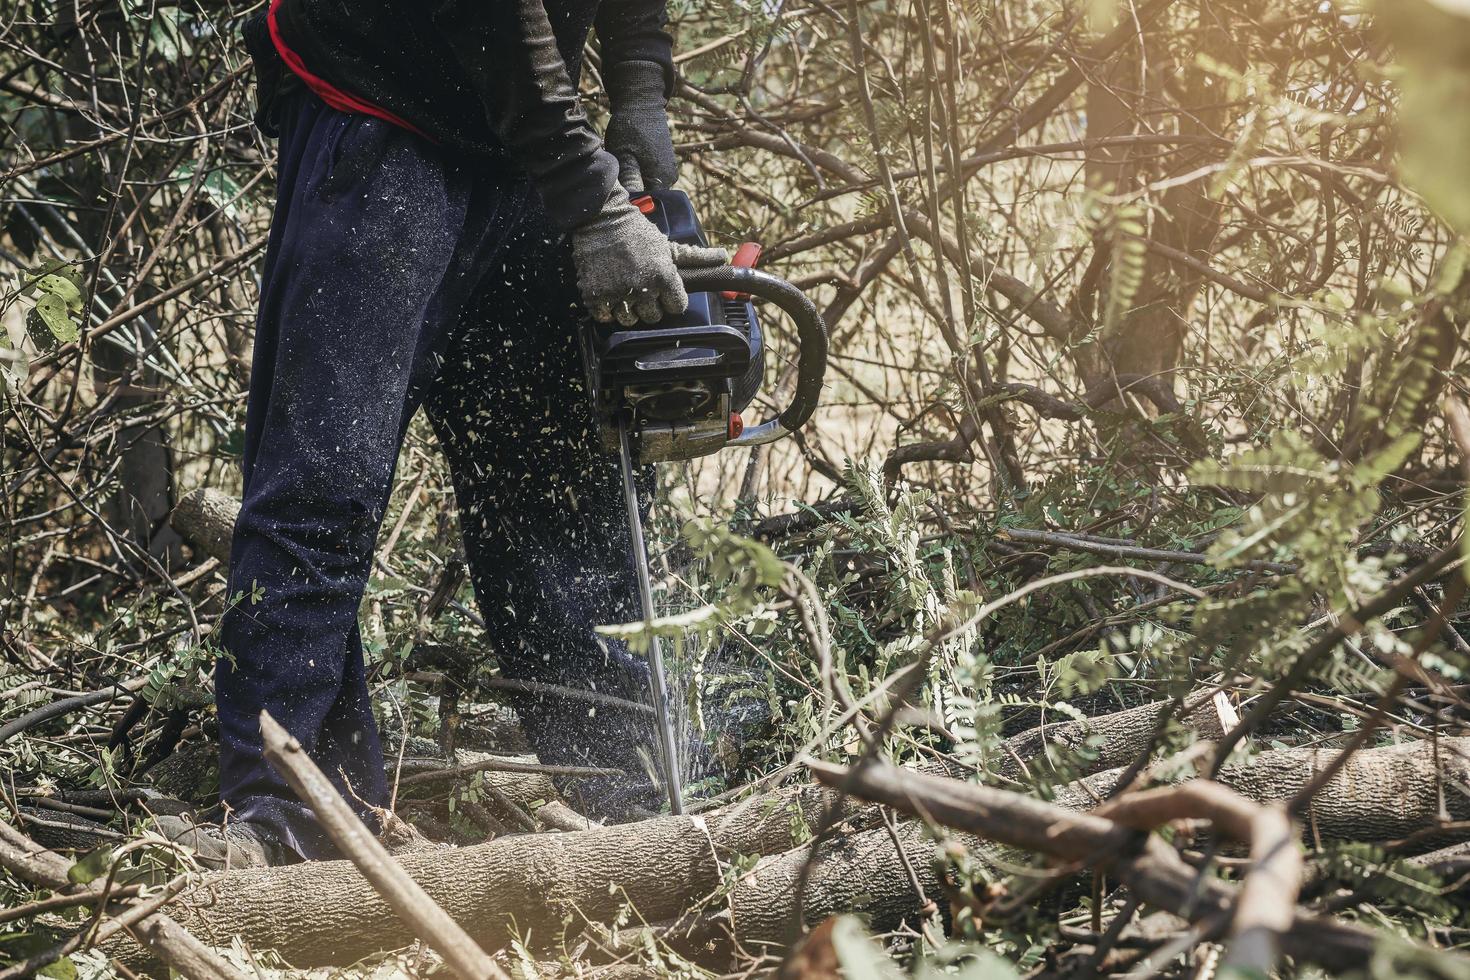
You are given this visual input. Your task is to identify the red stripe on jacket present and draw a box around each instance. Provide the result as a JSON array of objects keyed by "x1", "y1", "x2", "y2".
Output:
[{"x1": 267, "y1": 0, "x2": 431, "y2": 139}]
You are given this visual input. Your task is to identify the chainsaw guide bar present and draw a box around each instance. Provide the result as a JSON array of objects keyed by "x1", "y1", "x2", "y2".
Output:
[{"x1": 582, "y1": 189, "x2": 829, "y2": 814}]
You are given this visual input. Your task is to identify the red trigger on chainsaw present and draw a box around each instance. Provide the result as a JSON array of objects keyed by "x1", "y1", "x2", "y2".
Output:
[{"x1": 722, "y1": 242, "x2": 762, "y2": 300}]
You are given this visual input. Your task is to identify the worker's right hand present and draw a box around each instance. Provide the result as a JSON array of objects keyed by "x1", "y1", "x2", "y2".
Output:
[{"x1": 571, "y1": 187, "x2": 726, "y2": 326}]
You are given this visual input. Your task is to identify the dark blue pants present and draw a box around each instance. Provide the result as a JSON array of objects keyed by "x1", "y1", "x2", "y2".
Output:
[{"x1": 217, "y1": 91, "x2": 657, "y2": 858}]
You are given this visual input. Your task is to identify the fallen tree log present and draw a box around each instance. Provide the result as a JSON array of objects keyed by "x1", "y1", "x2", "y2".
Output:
[
  {"x1": 1051, "y1": 736, "x2": 1470, "y2": 844},
  {"x1": 108, "y1": 806, "x2": 955, "y2": 973},
  {"x1": 144, "y1": 734, "x2": 1470, "y2": 966},
  {"x1": 111, "y1": 815, "x2": 723, "y2": 970},
  {"x1": 105, "y1": 744, "x2": 982, "y2": 971},
  {"x1": 103, "y1": 774, "x2": 883, "y2": 971},
  {"x1": 103, "y1": 736, "x2": 1470, "y2": 971},
  {"x1": 996, "y1": 688, "x2": 1223, "y2": 781}
]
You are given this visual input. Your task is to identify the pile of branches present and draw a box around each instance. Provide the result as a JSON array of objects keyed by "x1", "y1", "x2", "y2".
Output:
[
  {"x1": 5, "y1": 650, "x2": 1470, "y2": 977},
  {"x1": 1, "y1": 476, "x2": 1469, "y2": 977}
]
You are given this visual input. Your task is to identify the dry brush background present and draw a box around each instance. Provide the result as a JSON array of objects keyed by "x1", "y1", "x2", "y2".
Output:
[{"x1": 3, "y1": 0, "x2": 1470, "y2": 977}]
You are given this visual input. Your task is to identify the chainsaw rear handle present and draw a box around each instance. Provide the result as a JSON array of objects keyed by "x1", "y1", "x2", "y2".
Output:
[{"x1": 677, "y1": 265, "x2": 828, "y2": 443}]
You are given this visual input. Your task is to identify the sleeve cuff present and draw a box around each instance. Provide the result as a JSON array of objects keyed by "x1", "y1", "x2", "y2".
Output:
[
  {"x1": 601, "y1": 38, "x2": 675, "y2": 99},
  {"x1": 535, "y1": 146, "x2": 622, "y2": 233}
]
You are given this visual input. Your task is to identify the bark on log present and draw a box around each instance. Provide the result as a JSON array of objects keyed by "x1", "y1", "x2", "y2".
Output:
[
  {"x1": 111, "y1": 816, "x2": 725, "y2": 970},
  {"x1": 170, "y1": 487, "x2": 239, "y2": 565},
  {"x1": 997, "y1": 689, "x2": 1223, "y2": 781},
  {"x1": 1051, "y1": 737, "x2": 1470, "y2": 845},
  {"x1": 729, "y1": 819, "x2": 938, "y2": 952}
]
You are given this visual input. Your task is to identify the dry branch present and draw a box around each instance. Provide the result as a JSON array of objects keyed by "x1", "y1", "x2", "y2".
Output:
[
  {"x1": 0, "y1": 819, "x2": 246, "y2": 980},
  {"x1": 1229, "y1": 805, "x2": 1300, "y2": 974},
  {"x1": 1054, "y1": 736, "x2": 1470, "y2": 844},
  {"x1": 260, "y1": 710, "x2": 509, "y2": 980},
  {"x1": 1090, "y1": 781, "x2": 1302, "y2": 972},
  {"x1": 806, "y1": 759, "x2": 1393, "y2": 974}
]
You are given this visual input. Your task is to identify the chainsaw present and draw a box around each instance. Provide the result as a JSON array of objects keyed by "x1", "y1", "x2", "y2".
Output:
[{"x1": 579, "y1": 189, "x2": 828, "y2": 814}]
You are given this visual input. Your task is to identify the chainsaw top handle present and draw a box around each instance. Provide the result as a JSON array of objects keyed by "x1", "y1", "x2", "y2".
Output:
[{"x1": 676, "y1": 264, "x2": 828, "y2": 443}]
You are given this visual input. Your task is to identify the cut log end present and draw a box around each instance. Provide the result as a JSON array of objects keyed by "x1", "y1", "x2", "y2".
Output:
[{"x1": 170, "y1": 487, "x2": 239, "y2": 565}]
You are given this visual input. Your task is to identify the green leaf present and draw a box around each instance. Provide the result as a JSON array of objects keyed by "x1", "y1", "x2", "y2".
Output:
[
  {"x1": 1359, "y1": 432, "x2": 1422, "y2": 483},
  {"x1": 18, "y1": 258, "x2": 83, "y2": 297},
  {"x1": 1189, "y1": 430, "x2": 1330, "y2": 495},
  {"x1": 596, "y1": 601, "x2": 724, "y2": 644},
  {"x1": 173, "y1": 161, "x2": 246, "y2": 220},
  {"x1": 918, "y1": 949, "x2": 1023, "y2": 980},
  {"x1": 34, "y1": 294, "x2": 79, "y2": 345},
  {"x1": 149, "y1": 9, "x2": 194, "y2": 63},
  {"x1": 66, "y1": 844, "x2": 115, "y2": 885},
  {"x1": 34, "y1": 273, "x2": 83, "y2": 312},
  {"x1": 38, "y1": 957, "x2": 78, "y2": 980},
  {"x1": 829, "y1": 915, "x2": 904, "y2": 980}
]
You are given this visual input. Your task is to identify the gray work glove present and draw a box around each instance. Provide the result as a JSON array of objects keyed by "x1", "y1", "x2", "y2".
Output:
[
  {"x1": 604, "y1": 60, "x2": 678, "y2": 193},
  {"x1": 572, "y1": 187, "x2": 727, "y2": 326}
]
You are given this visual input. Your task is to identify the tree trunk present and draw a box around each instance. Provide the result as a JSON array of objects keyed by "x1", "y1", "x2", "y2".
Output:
[{"x1": 1077, "y1": 4, "x2": 1246, "y2": 395}]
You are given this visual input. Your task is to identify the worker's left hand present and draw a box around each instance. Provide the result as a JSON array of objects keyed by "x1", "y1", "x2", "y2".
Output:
[{"x1": 604, "y1": 60, "x2": 678, "y2": 194}]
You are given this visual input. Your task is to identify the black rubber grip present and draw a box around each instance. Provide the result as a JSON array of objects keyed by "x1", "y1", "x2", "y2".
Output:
[{"x1": 678, "y1": 265, "x2": 828, "y2": 432}]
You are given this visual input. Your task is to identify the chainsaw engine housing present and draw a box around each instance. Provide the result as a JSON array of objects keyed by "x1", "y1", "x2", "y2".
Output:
[{"x1": 579, "y1": 190, "x2": 764, "y2": 464}]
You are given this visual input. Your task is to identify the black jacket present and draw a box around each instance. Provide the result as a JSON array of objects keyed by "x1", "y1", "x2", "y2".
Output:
[{"x1": 243, "y1": 0, "x2": 672, "y2": 231}]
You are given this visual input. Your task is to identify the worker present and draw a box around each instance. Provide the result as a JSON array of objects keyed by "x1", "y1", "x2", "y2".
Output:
[{"x1": 164, "y1": 0, "x2": 721, "y2": 867}]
